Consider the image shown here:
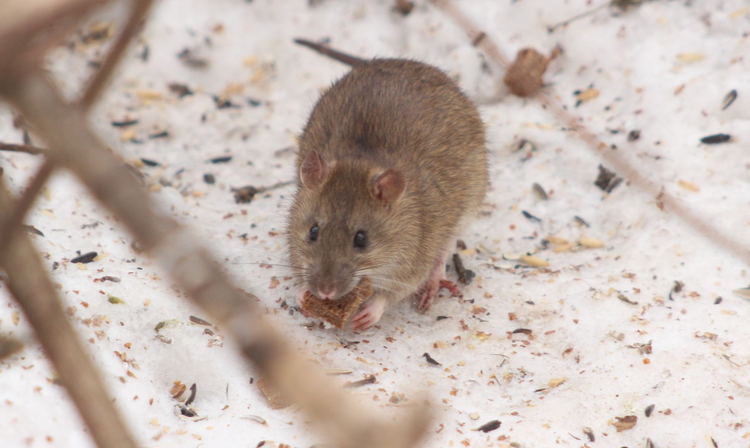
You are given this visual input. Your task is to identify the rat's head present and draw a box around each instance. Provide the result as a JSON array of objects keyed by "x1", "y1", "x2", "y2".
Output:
[{"x1": 287, "y1": 149, "x2": 408, "y2": 300}]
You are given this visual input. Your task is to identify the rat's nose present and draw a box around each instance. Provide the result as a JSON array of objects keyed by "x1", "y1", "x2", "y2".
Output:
[{"x1": 317, "y1": 280, "x2": 337, "y2": 300}]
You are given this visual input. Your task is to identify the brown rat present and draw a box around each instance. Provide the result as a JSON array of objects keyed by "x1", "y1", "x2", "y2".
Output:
[{"x1": 288, "y1": 39, "x2": 488, "y2": 331}]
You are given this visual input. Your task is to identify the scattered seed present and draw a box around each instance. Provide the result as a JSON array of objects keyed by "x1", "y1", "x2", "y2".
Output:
[
  {"x1": 582, "y1": 427, "x2": 595, "y2": 442},
  {"x1": 456, "y1": 239, "x2": 467, "y2": 250},
  {"x1": 71, "y1": 252, "x2": 98, "y2": 264},
  {"x1": 646, "y1": 437, "x2": 655, "y2": 448},
  {"x1": 436, "y1": 316, "x2": 450, "y2": 321},
  {"x1": 669, "y1": 281, "x2": 684, "y2": 300},
  {"x1": 594, "y1": 164, "x2": 622, "y2": 193},
  {"x1": 422, "y1": 352, "x2": 441, "y2": 366},
  {"x1": 240, "y1": 415, "x2": 267, "y2": 425},
  {"x1": 617, "y1": 293, "x2": 638, "y2": 305},
  {"x1": 579, "y1": 236, "x2": 605, "y2": 248},
  {"x1": 522, "y1": 210, "x2": 541, "y2": 222},
  {"x1": 140, "y1": 158, "x2": 161, "y2": 167},
  {"x1": 612, "y1": 415, "x2": 637, "y2": 432},
  {"x1": 168, "y1": 83, "x2": 194, "y2": 98},
  {"x1": 627, "y1": 130, "x2": 641, "y2": 141},
  {"x1": 574, "y1": 215, "x2": 590, "y2": 227},
  {"x1": 520, "y1": 254, "x2": 548, "y2": 267},
  {"x1": 325, "y1": 369, "x2": 352, "y2": 375},
  {"x1": 700, "y1": 134, "x2": 732, "y2": 145},
  {"x1": 714, "y1": 297, "x2": 723, "y2": 305},
  {"x1": 721, "y1": 90, "x2": 738, "y2": 110},
  {"x1": 148, "y1": 131, "x2": 169, "y2": 139},
  {"x1": 177, "y1": 48, "x2": 209, "y2": 68},
  {"x1": 475, "y1": 420, "x2": 501, "y2": 433},
  {"x1": 645, "y1": 404, "x2": 655, "y2": 417},
  {"x1": 531, "y1": 182, "x2": 548, "y2": 200},
  {"x1": 189, "y1": 316, "x2": 212, "y2": 326},
  {"x1": 677, "y1": 180, "x2": 700, "y2": 192},
  {"x1": 107, "y1": 295, "x2": 125, "y2": 305},
  {"x1": 98, "y1": 276, "x2": 120, "y2": 283},
  {"x1": 546, "y1": 235, "x2": 568, "y2": 245},
  {"x1": 170, "y1": 382, "x2": 187, "y2": 399},
  {"x1": 344, "y1": 375, "x2": 376, "y2": 388},
  {"x1": 203, "y1": 173, "x2": 216, "y2": 184},
  {"x1": 513, "y1": 328, "x2": 532, "y2": 336},
  {"x1": 511, "y1": 139, "x2": 536, "y2": 153},
  {"x1": 111, "y1": 119, "x2": 139, "y2": 127},
  {"x1": 23, "y1": 225, "x2": 44, "y2": 237},
  {"x1": 208, "y1": 155, "x2": 233, "y2": 164},
  {"x1": 232, "y1": 185, "x2": 259, "y2": 203}
]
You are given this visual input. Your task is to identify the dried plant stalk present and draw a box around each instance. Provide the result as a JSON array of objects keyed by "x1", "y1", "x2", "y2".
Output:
[{"x1": 0, "y1": 178, "x2": 139, "y2": 448}]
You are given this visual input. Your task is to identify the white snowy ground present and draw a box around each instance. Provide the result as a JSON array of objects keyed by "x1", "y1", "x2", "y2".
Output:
[{"x1": 1, "y1": 0, "x2": 750, "y2": 447}]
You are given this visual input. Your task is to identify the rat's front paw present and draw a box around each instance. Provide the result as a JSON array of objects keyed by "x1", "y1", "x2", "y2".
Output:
[{"x1": 350, "y1": 297, "x2": 386, "y2": 332}]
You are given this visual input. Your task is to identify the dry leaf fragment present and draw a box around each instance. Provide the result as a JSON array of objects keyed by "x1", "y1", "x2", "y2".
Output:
[
  {"x1": 504, "y1": 48, "x2": 549, "y2": 97},
  {"x1": 612, "y1": 415, "x2": 638, "y2": 432}
]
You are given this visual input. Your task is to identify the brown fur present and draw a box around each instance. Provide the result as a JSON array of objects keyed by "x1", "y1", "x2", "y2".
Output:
[{"x1": 287, "y1": 57, "x2": 488, "y2": 312}]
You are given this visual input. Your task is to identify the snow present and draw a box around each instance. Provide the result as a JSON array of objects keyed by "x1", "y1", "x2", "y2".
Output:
[{"x1": 1, "y1": 0, "x2": 750, "y2": 447}]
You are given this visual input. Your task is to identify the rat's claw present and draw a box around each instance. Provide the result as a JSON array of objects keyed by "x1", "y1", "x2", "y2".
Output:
[{"x1": 350, "y1": 297, "x2": 386, "y2": 332}]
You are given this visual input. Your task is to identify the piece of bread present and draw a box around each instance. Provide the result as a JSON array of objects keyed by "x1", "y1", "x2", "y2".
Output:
[{"x1": 300, "y1": 278, "x2": 373, "y2": 329}]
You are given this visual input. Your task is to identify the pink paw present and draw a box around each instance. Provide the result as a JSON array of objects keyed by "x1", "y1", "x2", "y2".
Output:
[
  {"x1": 418, "y1": 279, "x2": 461, "y2": 311},
  {"x1": 350, "y1": 298, "x2": 386, "y2": 332}
]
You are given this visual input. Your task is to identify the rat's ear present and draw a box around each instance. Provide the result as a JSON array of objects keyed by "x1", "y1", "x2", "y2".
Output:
[
  {"x1": 371, "y1": 169, "x2": 405, "y2": 204},
  {"x1": 300, "y1": 150, "x2": 328, "y2": 189}
]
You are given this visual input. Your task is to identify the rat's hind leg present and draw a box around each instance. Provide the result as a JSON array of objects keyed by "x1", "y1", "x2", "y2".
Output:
[
  {"x1": 417, "y1": 251, "x2": 460, "y2": 311},
  {"x1": 350, "y1": 296, "x2": 388, "y2": 332}
]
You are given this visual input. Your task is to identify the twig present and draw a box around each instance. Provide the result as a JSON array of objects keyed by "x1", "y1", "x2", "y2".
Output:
[
  {"x1": 1, "y1": 41, "x2": 429, "y2": 448},
  {"x1": 0, "y1": 176, "x2": 138, "y2": 448},
  {"x1": 79, "y1": 0, "x2": 153, "y2": 109},
  {"x1": 430, "y1": 0, "x2": 750, "y2": 268},
  {"x1": 0, "y1": 160, "x2": 55, "y2": 255},
  {"x1": 546, "y1": 3, "x2": 609, "y2": 33},
  {"x1": 0, "y1": 142, "x2": 48, "y2": 155}
]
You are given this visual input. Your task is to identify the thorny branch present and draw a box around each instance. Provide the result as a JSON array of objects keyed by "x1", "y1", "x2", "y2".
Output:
[
  {"x1": 430, "y1": 0, "x2": 750, "y2": 268},
  {"x1": 0, "y1": 1, "x2": 429, "y2": 448}
]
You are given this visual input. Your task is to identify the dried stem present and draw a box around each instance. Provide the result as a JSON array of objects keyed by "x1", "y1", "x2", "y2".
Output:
[
  {"x1": 0, "y1": 142, "x2": 48, "y2": 155},
  {"x1": 431, "y1": 0, "x2": 750, "y2": 267},
  {"x1": 79, "y1": 0, "x2": 153, "y2": 109},
  {"x1": 0, "y1": 160, "x2": 55, "y2": 255},
  {"x1": 0, "y1": 176, "x2": 139, "y2": 448}
]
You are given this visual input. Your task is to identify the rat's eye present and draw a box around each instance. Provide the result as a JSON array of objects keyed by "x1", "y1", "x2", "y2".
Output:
[
  {"x1": 309, "y1": 225, "x2": 319, "y2": 242},
  {"x1": 354, "y1": 230, "x2": 367, "y2": 248}
]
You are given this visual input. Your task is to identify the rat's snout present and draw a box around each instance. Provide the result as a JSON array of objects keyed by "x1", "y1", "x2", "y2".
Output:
[{"x1": 315, "y1": 278, "x2": 337, "y2": 300}]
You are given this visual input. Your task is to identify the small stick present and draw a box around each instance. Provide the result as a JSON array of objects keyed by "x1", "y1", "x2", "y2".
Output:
[
  {"x1": 294, "y1": 38, "x2": 366, "y2": 67},
  {"x1": 0, "y1": 160, "x2": 55, "y2": 255},
  {"x1": 431, "y1": 0, "x2": 750, "y2": 269},
  {"x1": 546, "y1": 3, "x2": 609, "y2": 33},
  {"x1": 0, "y1": 142, "x2": 48, "y2": 155}
]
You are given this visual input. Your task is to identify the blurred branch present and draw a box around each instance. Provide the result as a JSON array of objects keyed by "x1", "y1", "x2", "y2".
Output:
[
  {"x1": 0, "y1": 142, "x2": 48, "y2": 155},
  {"x1": 0, "y1": 176, "x2": 139, "y2": 448},
  {"x1": 0, "y1": 0, "x2": 430, "y2": 447},
  {"x1": 79, "y1": 0, "x2": 153, "y2": 109},
  {"x1": 430, "y1": 0, "x2": 750, "y2": 267}
]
